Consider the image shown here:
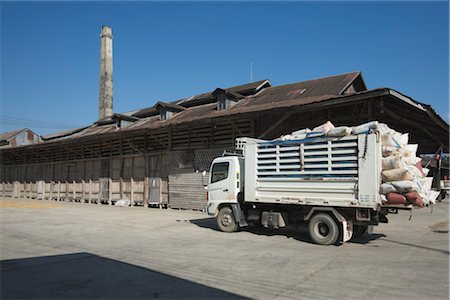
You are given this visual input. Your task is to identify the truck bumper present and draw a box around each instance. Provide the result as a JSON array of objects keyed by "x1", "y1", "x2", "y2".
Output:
[{"x1": 206, "y1": 202, "x2": 218, "y2": 216}]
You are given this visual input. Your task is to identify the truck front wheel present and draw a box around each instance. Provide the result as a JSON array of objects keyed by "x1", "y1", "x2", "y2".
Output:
[
  {"x1": 217, "y1": 206, "x2": 238, "y2": 233},
  {"x1": 308, "y1": 213, "x2": 339, "y2": 245}
]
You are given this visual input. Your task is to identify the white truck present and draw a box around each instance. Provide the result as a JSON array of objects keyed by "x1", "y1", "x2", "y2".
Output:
[{"x1": 206, "y1": 131, "x2": 409, "y2": 245}]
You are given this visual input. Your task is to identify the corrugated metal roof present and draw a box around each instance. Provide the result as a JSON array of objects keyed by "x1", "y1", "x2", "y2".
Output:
[
  {"x1": 43, "y1": 72, "x2": 365, "y2": 141},
  {"x1": 0, "y1": 129, "x2": 25, "y2": 141}
]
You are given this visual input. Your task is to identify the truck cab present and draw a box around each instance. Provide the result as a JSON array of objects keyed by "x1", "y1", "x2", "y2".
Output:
[{"x1": 206, "y1": 156, "x2": 243, "y2": 217}]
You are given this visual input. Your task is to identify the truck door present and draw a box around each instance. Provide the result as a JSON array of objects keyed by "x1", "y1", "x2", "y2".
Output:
[{"x1": 208, "y1": 158, "x2": 236, "y2": 202}]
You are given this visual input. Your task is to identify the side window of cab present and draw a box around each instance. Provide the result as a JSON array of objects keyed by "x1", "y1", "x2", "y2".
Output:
[{"x1": 211, "y1": 162, "x2": 229, "y2": 183}]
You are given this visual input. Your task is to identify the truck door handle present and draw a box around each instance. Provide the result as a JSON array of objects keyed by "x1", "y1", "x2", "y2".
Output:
[{"x1": 223, "y1": 189, "x2": 229, "y2": 192}]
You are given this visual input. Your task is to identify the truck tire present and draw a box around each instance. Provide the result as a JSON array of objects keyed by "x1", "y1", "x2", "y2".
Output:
[
  {"x1": 353, "y1": 225, "x2": 368, "y2": 238},
  {"x1": 217, "y1": 207, "x2": 238, "y2": 233},
  {"x1": 308, "y1": 213, "x2": 339, "y2": 245}
]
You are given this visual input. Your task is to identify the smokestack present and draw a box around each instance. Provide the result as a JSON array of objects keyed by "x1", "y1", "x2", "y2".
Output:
[{"x1": 98, "y1": 25, "x2": 113, "y2": 119}]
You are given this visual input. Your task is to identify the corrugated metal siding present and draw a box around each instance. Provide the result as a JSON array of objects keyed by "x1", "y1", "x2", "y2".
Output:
[{"x1": 168, "y1": 172, "x2": 209, "y2": 210}]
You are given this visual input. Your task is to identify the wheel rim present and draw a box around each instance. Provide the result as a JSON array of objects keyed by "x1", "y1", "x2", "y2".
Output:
[
  {"x1": 317, "y1": 222, "x2": 330, "y2": 237},
  {"x1": 221, "y1": 213, "x2": 233, "y2": 227}
]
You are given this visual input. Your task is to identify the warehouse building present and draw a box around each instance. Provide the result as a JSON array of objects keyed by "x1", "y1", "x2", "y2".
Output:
[
  {"x1": 0, "y1": 70, "x2": 448, "y2": 209},
  {"x1": 0, "y1": 27, "x2": 447, "y2": 210}
]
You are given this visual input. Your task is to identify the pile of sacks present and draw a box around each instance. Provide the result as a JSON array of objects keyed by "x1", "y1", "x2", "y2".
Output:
[
  {"x1": 279, "y1": 121, "x2": 354, "y2": 140},
  {"x1": 375, "y1": 122, "x2": 439, "y2": 207},
  {"x1": 279, "y1": 120, "x2": 439, "y2": 207}
]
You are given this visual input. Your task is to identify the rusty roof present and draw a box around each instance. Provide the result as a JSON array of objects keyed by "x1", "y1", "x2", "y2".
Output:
[
  {"x1": 42, "y1": 72, "x2": 365, "y2": 141},
  {"x1": 35, "y1": 71, "x2": 446, "y2": 146}
]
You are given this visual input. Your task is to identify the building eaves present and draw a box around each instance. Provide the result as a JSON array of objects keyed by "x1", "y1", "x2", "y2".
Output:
[{"x1": 42, "y1": 126, "x2": 90, "y2": 141}]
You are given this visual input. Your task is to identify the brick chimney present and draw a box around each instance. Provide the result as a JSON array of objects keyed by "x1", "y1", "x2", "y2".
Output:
[{"x1": 98, "y1": 25, "x2": 113, "y2": 119}]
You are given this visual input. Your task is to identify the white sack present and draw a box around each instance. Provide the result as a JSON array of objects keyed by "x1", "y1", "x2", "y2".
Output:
[
  {"x1": 306, "y1": 132, "x2": 325, "y2": 138},
  {"x1": 398, "y1": 133, "x2": 409, "y2": 146},
  {"x1": 381, "y1": 133, "x2": 400, "y2": 147},
  {"x1": 351, "y1": 121, "x2": 380, "y2": 134},
  {"x1": 406, "y1": 144, "x2": 418, "y2": 156},
  {"x1": 380, "y1": 183, "x2": 397, "y2": 194},
  {"x1": 382, "y1": 156, "x2": 405, "y2": 170},
  {"x1": 280, "y1": 134, "x2": 292, "y2": 141},
  {"x1": 382, "y1": 146, "x2": 401, "y2": 157},
  {"x1": 115, "y1": 199, "x2": 131, "y2": 207},
  {"x1": 428, "y1": 191, "x2": 440, "y2": 205},
  {"x1": 390, "y1": 181, "x2": 418, "y2": 193},
  {"x1": 313, "y1": 121, "x2": 335, "y2": 133},
  {"x1": 377, "y1": 123, "x2": 393, "y2": 134},
  {"x1": 291, "y1": 128, "x2": 311, "y2": 136},
  {"x1": 382, "y1": 169, "x2": 414, "y2": 182},
  {"x1": 404, "y1": 156, "x2": 421, "y2": 166},
  {"x1": 424, "y1": 177, "x2": 433, "y2": 192},
  {"x1": 326, "y1": 126, "x2": 352, "y2": 137},
  {"x1": 405, "y1": 165, "x2": 425, "y2": 178}
]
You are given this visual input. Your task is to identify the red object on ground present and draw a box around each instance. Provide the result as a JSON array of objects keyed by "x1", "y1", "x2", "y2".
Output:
[
  {"x1": 386, "y1": 193, "x2": 407, "y2": 204},
  {"x1": 404, "y1": 192, "x2": 424, "y2": 207}
]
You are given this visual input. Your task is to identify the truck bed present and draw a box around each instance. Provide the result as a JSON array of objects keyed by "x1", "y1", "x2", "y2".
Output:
[{"x1": 243, "y1": 133, "x2": 382, "y2": 209}]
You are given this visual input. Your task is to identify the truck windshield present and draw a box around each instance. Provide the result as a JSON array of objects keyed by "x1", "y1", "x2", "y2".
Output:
[{"x1": 211, "y1": 162, "x2": 229, "y2": 183}]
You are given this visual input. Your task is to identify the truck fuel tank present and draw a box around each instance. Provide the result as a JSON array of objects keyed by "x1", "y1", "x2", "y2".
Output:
[{"x1": 261, "y1": 212, "x2": 287, "y2": 229}]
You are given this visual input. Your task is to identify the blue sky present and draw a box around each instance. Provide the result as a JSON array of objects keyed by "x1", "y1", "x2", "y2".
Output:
[{"x1": 1, "y1": 1, "x2": 449, "y2": 135}]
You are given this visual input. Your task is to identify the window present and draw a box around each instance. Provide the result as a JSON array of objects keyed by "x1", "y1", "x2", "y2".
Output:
[
  {"x1": 217, "y1": 100, "x2": 227, "y2": 110},
  {"x1": 160, "y1": 110, "x2": 173, "y2": 121},
  {"x1": 211, "y1": 162, "x2": 229, "y2": 183},
  {"x1": 120, "y1": 120, "x2": 133, "y2": 128}
]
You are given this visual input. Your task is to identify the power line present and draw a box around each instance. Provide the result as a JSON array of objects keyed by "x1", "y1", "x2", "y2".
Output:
[{"x1": 0, "y1": 115, "x2": 83, "y2": 130}]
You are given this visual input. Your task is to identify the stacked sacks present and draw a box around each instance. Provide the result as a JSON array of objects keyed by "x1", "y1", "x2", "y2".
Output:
[{"x1": 367, "y1": 122, "x2": 435, "y2": 207}]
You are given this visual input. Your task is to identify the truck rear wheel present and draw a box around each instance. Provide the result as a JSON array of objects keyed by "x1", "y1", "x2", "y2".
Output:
[
  {"x1": 217, "y1": 207, "x2": 238, "y2": 233},
  {"x1": 308, "y1": 213, "x2": 339, "y2": 245}
]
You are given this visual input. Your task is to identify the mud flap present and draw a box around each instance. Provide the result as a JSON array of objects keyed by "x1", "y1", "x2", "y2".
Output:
[
  {"x1": 231, "y1": 203, "x2": 248, "y2": 227},
  {"x1": 342, "y1": 220, "x2": 353, "y2": 242}
]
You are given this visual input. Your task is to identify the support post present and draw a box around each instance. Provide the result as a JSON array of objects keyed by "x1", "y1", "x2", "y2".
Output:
[
  {"x1": 98, "y1": 180, "x2": 102, "y2": 205},
  {"x1": 120, "y1": 177, "x2": 124, "y2": 199},
  {"x1": 144, "y1": 177, "x2": 149, "y2": 208},
  {"x1": 81, "y1": 179, "x2": 86, "y2": 202},
  {"x1": 130, "y1": 177, "x2": 134, "y2": 206},
  {"x1": 73, "y1": 180, "x2": 76, "y2": 202},
  {"x1": 89, "y1": 179, "x2": 92, "y2": 203},
  {"x1": 57, "y1": 181, "x2": 61, "y2": 201},
  {"x1": 108, "y1": 177, "x2": 112, "y2": 205}
]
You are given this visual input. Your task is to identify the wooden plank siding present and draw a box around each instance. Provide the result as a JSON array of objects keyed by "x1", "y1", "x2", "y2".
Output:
[{"x1": 168, "y1": 172, "x2": 209, "y2": 210}]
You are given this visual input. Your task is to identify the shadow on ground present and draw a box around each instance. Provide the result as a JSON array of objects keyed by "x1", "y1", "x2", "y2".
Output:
[
  {"x1": 190, "y1": 217, "x2": 384, "y2": 245},
  {"x1": 1, "y1": 252, "x2": 247, "y2": 299}
]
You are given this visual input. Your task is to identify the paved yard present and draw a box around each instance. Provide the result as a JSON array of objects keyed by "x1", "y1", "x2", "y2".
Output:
[{"x1": 1, "y1": 197, "x2": 448, "y2": 299}]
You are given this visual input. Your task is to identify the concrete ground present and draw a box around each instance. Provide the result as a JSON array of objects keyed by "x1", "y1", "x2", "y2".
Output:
[{"x1": 1, "y1": 197, "x2": 448, "y2": 299}]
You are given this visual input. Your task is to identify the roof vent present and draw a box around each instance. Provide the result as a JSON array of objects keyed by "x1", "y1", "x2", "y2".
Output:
[
  {"x1": 212, "y1": 88, "x2": 244, "y2": 111},
  {"x1": 154, "y1": 102, "x2": 185, "y2": 121}
]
